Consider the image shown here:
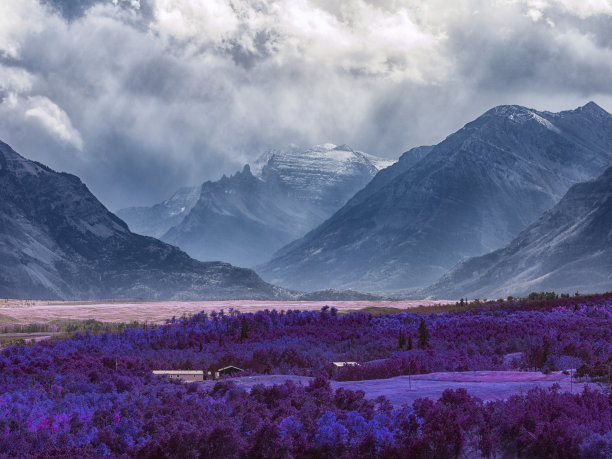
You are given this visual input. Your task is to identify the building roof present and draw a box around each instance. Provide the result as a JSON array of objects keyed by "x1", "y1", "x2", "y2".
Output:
[
  {"x1": 152, "y1": 370, "x2": 204, "y2": 375},
  {"x1": 332, "y1": 361, "x2": 359, "y2": 367},
  {"x1": 217, "y1": 366, "x2": 243, "y2": 372}
]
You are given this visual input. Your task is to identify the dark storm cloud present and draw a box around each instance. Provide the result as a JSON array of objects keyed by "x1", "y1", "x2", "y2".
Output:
[
  {"x1": 444, "y1": 3, "x2": 612, "y2": 95},
  {"x1": 41, "y1": 0, "x2": 154, "y2": 21},
  {"x1": 227, "y1": 29, "x2": 278, "y2": 69},
  {"x1": 1, "y1": 0, "x2": 612, "y2": 210},
  {"x1": 41, "y1": 0, "x2": 105, "y2": 20}
]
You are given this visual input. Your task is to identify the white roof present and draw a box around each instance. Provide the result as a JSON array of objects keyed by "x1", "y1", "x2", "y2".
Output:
[
  {"x1": 332, "y1": 361, "x2": 358, "y2": 367},
  {"x1": 152, "y1": 370, "x2": 203, "y2": 375}
]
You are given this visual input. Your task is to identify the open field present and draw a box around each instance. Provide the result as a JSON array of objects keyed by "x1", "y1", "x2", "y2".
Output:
[
  {"x1": 0, "y1": 299, "x2": 454, "y2": 324},
  {"x1": 202, "y1": 371, "x2": 597, "y2": 407}
]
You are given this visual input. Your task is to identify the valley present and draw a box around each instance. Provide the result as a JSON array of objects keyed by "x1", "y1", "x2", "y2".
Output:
[{"x1": 3, "y1": 2, "x2": 612, "y2": 456}]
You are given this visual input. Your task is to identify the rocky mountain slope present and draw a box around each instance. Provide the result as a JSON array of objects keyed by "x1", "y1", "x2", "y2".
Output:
[
  {"x1": 258, "y1": 102, "x2": 612, "y2": 293},
  {"x1": 150, "y1": 144, "x2": 395, "y2": 267},
  {"x1": 116, "y1": 186, "x2": 200, "y2": 238},
  {"x1": 425, "y1": 166, "x2": 612, "y2": 298},
  {"x1": 0, "y1": 141, "x2": 289, "y2": 300}
]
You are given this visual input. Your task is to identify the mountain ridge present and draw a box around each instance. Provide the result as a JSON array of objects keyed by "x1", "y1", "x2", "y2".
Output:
[
  {"x1": 424, "y1": 165, "x2": 612, "y2": 298},
  {"x1": 0, "y1": 140, "x2": 289, "y2": 301},
  {"x1": 122, "y1": 143, "x2": 396, "y2": 268},
  {"x1": 258, "y1": 102, "x2": 612, "y2": 293}
]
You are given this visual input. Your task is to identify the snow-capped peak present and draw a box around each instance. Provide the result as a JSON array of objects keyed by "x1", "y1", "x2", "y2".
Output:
[
  {"x1": 490, "y1": 105, "x2": 562, "y2": 134},
  {"x1": 251, "y1": 143, "x2": 395, "y2": 177}
]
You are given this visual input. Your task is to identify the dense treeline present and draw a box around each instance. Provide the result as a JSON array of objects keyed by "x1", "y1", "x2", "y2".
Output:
[{"x1": 0, "y1": 295, "x2": 610, "y2": 457}]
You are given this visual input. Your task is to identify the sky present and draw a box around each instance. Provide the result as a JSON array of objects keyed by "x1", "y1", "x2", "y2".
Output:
[{"x1": 1, "y1": 0, "x2": 612, "y2": 210}]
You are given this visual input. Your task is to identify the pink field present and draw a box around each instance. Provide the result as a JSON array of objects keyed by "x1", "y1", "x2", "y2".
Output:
[
  {"x1": 0, "y1": 299, "x2": 453, "y2": 324},
  {"x1": 202, "y1": 371, "x2": 598, "y2": 406}
]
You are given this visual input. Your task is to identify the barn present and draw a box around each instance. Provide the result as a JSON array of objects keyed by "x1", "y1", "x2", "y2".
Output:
[{"x1": 217, "y1": 366, "x2": 244, "y2": 376}]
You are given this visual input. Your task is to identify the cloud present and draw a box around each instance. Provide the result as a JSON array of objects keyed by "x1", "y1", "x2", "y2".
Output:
[
  {"x1": 0, "y1": 65, "x2": 34, "y2": 93},
  {"x1": 554, "y1": 0, "x2": 612, "y2": 18},
  {"x1": 25, "y1": 96, "x2": 84, "y2": 150},
  {"x1": 0, "y1": 0, "x2": 611, "y2": 210},
  {"x1": 153, "y1": 0, "x2": 238, "y2": 43}
]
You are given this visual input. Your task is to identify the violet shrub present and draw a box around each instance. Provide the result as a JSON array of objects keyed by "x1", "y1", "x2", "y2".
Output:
[{"x1": 0, "y1": 294, "x2": 610, "y2": 456}]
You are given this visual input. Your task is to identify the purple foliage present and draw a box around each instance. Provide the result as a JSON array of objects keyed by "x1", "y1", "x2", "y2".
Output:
[{"x1": 0, "y1": 295, "x2": 610, "y2": 456}]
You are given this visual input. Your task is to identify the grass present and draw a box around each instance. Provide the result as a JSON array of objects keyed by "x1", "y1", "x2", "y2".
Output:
[{"x1": 0, "y1": 313, "x2": 18, "y2": 325}]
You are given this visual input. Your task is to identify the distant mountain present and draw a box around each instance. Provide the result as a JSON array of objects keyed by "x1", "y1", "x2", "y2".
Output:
[
  {"x1": 426, "y1": 166, "x2": 612, "y2": 299},
  {"x1": 258, "y1": 102, "x2": 612, "y2": 293},
  {"x1": 116, "y1": 186, "x2": 200, "y2": 238},
  {"x1": 134, "y1": 144, "x2": 395, "y2": 268},
  {"x1": 0, "y1": 141, "x2": 289, "y2": 300}
]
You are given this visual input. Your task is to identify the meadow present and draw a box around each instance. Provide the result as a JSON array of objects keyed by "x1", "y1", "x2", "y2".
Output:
[
  {"x1": 0, "y1": 294, "x2": 610, "y2": 457},
  {"x1": 0, "y1": 299, "x2": 453, "y2": 324}
]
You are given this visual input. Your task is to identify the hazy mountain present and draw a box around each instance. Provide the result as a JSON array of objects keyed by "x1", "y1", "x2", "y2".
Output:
[
  {"x1": 0, "y1": 141, "x2": 289, "y2": 300},
  {"x1": 258, "y1": 102, "x2": 612, "y2": 293},
  {"x1": 158, "y1": 144, "x2": 395, "y2": 267},
  {"x1": 116, "y1": 186, "x2": 201, "y2": 238},
  {"x1": 426, "y1": 166, "x2": 612, "y2": 299}
]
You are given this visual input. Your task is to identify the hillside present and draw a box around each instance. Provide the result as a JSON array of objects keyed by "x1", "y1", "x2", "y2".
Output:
[
  {"x1": 0, "y1": 141, "x2": 288, "y2": 300},
  {"x1": 425, "y1": 166, "x2": 612, "y2": 298},
  {"x1": 258, "y1": 102, "x2": 612, "y2": 292},
  {"x1": 160, "y1": 144, "x2": 395, "y2": 267}
]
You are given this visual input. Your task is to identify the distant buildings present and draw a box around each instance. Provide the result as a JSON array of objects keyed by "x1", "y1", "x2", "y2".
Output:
[
  {"x1": 153, "y1": 366, "x2": 244, "y2": 382},
  {"x1": 332, "y1": 361, "x2": 358, "y2": 368},
  {"x1": 217, "y1": 366, "x2": 243, "y2": 376},
  {"x1": 152, "y1": 370, "x2": 205, "y2": 382}
]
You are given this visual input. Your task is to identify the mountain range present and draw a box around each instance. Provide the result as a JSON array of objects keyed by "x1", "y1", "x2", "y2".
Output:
[
  {"x1": 258, "y1": 102, "x2": 612, "y2": 293},
  {"x1": 425, "y1": 165, "x2": 612, "y2": 299},
  {"x1": 0, "y1": 141, "x2": 288, "y2": 301},
  {"x1": 119, "y1": 144, "x2": 394, "y2": 267},
  {"x1": 3, "y1": 102, "x2": 611, "y2": 301}
]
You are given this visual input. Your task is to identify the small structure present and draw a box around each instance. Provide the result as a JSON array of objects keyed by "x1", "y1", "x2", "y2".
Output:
[
  {"x1": 331, "y1": 362, "x2": 359, "y2": 377},
  {"x1": 217, "y1": 366, "x2": 243, "y2": 377},
  {"x1": 152, "y1": 370, "x2": 204, "y2": 382},
  {"x1": 332, "y1": 361, "x2": 358, "y2": 368}
]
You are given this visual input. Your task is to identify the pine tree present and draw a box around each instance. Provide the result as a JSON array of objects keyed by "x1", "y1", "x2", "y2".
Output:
[
  {"x1": 418, "y1": 319, "x2": 429, "y2": 349},
  {"x1": 240, "y1": 316, "x2": 249, "y2": 342},
  {"x1": 398, "y1": 330, "x2": 406, "y2": 349}
]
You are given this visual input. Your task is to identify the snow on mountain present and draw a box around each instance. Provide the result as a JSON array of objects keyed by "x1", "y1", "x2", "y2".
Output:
[
  {"x1": 256, "y1": 143, "x2": 391, "y2": 209},
  {"x1": 0, "y1": 140, "x2": 289, "y2": 300},
  {"x1": 116, "y1": 186, "x2": 201, "y2": 238},
  {"x1": 121, "y1": 144, "x2": 396, "y2": 268},
  {"x1": 257, "y1": 102, "x2": 612, "y2": 293},
  {"x1": 425, "y1": 166, "x2": 612, "y2": 298}
]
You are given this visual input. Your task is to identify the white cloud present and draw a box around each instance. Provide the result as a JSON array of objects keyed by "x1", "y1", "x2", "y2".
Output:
[
  {"x1": 0, "y1": 65, "x2": 35, "y2": 94},
  {"x1": 0, "y1": 0, "x2": 46, "y2": 59},
  {"x1": 25, "y1": 97, "x2": 84, "y2": 150},
  {"x1": 152, "y1": 0, "x2": 239, "y2": 43},
  {"x1": 150, "y1": 0, "x2": 444, "y2": 81},
  {"x1": 527, "y1": 8, "x2": 544, "y2": 21},
  {"x1": 554, "y1": 0, "x2": 612, "y2": 18}
]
